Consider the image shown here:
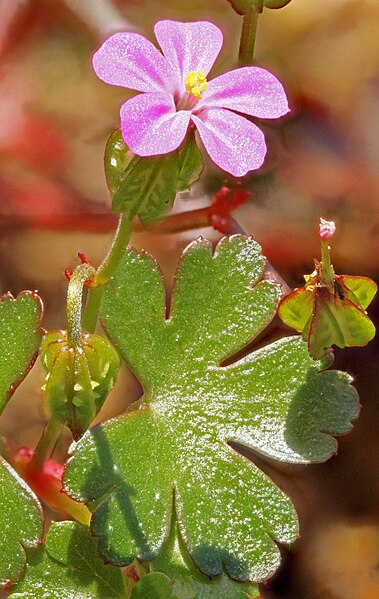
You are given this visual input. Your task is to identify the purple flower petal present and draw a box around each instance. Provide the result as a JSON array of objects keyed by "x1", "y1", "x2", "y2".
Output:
[
  {"x1": 120, "y1": 93, "x2": 191, "y2": 156},
  {"x1": 93, "y1": 32, "x2": 173, "y2": 93},
  {"x1": 154, "y1": 20, "x2": 223, "y2": 94},
  {"x1": 192, "y1": 108, "x2": 267, "y2": 176},
  {"x1": 199, "y1": 67, "x2": 289, "y2": 119}
]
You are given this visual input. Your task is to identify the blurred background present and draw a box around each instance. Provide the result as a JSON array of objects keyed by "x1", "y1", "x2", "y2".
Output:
[{"x1": 0, "y1": 1, "x2": 379, "y2": 597}]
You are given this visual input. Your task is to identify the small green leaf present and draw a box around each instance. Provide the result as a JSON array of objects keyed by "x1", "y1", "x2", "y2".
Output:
[
  {"x1": 131, "y1": 572, "x2": 178, "y2": 599},
  {"x1": 0, "y1": 457, "x2": 43, "y2": 588},
  {"x1": 152, "y1": 520, "x2": 259, "y2": 598},
  {"x1": 9, "y1": 521, "x2": 127, "y2": 598},
  {"x1": 64, "y1": 236, "x2": 358, "y2": 583},
  {"x1": 40, "y1": 331, "x2": 120, "y2": 438},
  {"x1": 177, "y1": 130, "x2": 203, "y2": 193},
  {"x1": 0, "y1": 292, "x2": 43, "y2": 416}
]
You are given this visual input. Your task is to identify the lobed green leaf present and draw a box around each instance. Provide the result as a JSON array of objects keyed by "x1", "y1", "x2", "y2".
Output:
[
  {"x1": 64, "y1": 236, "x2": 359, "y2": 583},
  {"x1": 0, "y1": 458, "x2": 43, "y2": 588},
  {"x1": 0, "y1": 292, "x2": 43, "y2": 416},
  {"x1": 9, "y1": 521, "x2": 127, "y2": 598},
  {"x1": 151, "y1": 519, "x2": 259, "y2": 598}
]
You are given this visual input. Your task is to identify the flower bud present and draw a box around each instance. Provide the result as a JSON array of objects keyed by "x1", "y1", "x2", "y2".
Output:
[
  {"x1": 40, "y1": 331, "x2": 120, "y2": 439},
  {"x1": 319, "y1": 218, "x2": 336, "y2": 241}
]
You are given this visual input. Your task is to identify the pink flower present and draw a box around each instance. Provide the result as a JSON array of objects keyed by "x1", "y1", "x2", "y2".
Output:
[{"x1": 93, "y1": 20, "x2": 289, "y2": 177}]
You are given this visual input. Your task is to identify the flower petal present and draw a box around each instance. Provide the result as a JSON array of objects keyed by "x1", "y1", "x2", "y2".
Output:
[
  {"x1": 192, "y1": 108, "x2": 266, "y2": 177},
  {"x1": 120, "y1": 93, "x2": 191, "y2": 156},
  {"x1": 93, "y1": 32, "x2": 173, "y2": 93},
  {"x1": 154, "y1": 20, "x2": 223, "y2": 93},
  {"x1": 199, "y1": 67, "x2": 289, "y2": 119}
]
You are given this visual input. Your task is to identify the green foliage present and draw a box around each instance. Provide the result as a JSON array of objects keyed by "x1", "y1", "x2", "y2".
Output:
[
  {"x1": 105, "y1": 130, "x2": 203, "y2": 225},
  {"x1": 131, "y1": 573, "x2": 177, "y2": 599},
  {"x1": 0, "y1": 457, "x2": 43, "y2": 588},
  {"x1": 176, "y1": 131, "x2": 203, "y2": 193},
  {"x1": 0, "y1": 292, "x2": 43, "y2": 416},
  {"x1": 151, "y1": 519, "x2": 259, "y2": 598},
  {"x1": 40, "y1": 330, "x2": 120, "y2": 439},
  {"x1": 63, "y1": 236, "x2": 358, "y2": 583},
  {"x1": 9, "y1": 521, "x2": 127, "y2": 598}
]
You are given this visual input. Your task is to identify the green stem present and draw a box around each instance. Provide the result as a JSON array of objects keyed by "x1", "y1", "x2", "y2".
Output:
[
  {"x1": 31, "y1": 417, "x2": 62, "y2": 468},
  {"x1": 320, "y1": 239, "x2": 335, "y2": 287},
  {"x1": 238, "y1": 4, "x2": 260, "y2": 65},
  {"x1": 82, "y1": 213, "x2": 133, "y2": 333},
  {"x1": 67, "y1": 263, "x2": 95, "y2": 347}
]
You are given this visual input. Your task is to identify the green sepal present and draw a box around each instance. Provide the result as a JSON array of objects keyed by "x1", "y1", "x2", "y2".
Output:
[
  {"x1": 9, "y1": 521, "x2": 127, "y2": 598},
  {"x1": 151, "y1": 520, "x2": 259, "y2": 598},
  {"x1": 104, "y1": 129, "x2": 135, "y2": 197},
  {"x1": 0, "y1": 457, "x2": 44, "y2": 588},
  {"x1": 112, "y1": 151, "x2": 179, "y2": 225},
  {"x1": 337, "y1": 275, "x2": 377, "y2": 310},
  {"x1": 105, "y1": 130, "x2": 203, "y2": 225},
  {"x1": 308, "y1": 289, "x2": 376, "y2": 360},
  {"x1": 279, "y1": 272, "x2": 377, "y2": 360},
  {"x1": 40, "y1": 330, "x2": 120, "y2": 439},
  {"x1": 278, "y1": 287, "x2": 313, "y2": 333},
  {"x1": 177, "y1": 130, "x2": 203, "y2": 193},
  {"x1": 0, "y1": 292, "x2": 43, "y2": 416}
]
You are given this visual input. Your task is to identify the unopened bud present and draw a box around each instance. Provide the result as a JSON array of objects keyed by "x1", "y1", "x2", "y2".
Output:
[
  {"x1": 40, "y1": 330, "x2": 120, "y2": 439},
  {"x1": 319, "y1": 218, "x2": 336, "y2": 241}
]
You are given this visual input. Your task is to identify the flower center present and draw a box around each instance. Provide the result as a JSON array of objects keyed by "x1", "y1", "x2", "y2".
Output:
[{"x1": 184, "y1": 70, "x2": 208, "y2": 100}]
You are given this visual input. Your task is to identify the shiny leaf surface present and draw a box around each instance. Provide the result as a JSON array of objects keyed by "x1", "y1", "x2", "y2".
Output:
[
  {"x1": 0, "y1": 292, "x2": 43, "y2": 416},
  {"x1": 151, "y1": 520, "x2": 259, "y2": 598},
  {"x1": 131, "y1": 572, "x2": 177, "y2": 599},
  {"x1": 64, "y1": 236, "x2": 358, "y2": 583},
  {"x1": 0, "y1": 458, "x2": 43, "y2": 588},
  {"x1": 9, "y1": 521, "x2": 127, "y2": 598}
]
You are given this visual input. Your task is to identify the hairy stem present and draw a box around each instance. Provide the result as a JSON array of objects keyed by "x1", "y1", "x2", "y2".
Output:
[
  {"x1": 320, "y1": 239, "x2": 335, "y2": 287},
  {"x1": 67, "y1": 263, "x2": 95, "y2": 347},
  {"x1": 82, "y1": 213, "x2": 133, "y2": 333},
  {"x1": 238, "y1": 4, "x2": 260, "y2": 65},
  {"x1": 31, "y1": 417, "x2": 62, "y2": 469}
]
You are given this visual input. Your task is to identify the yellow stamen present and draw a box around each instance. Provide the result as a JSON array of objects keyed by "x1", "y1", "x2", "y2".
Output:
[{"x1": 184, "y1": 70, "x2": 208, "y2": 100}]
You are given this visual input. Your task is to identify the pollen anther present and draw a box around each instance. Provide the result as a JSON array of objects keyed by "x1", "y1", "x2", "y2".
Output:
[{"x1": 184, "y1": 70, "x2": 208, "y2": 99}]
